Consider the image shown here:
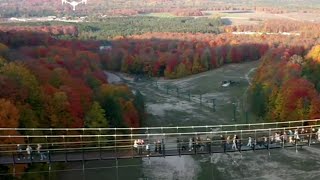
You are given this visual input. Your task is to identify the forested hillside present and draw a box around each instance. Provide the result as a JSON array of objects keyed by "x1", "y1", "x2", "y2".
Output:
[
  {"x1": 0, "y1": 31, "x2": 145, "y2": 131},
  {"x1": 249, "y1": 45, "x2": 320, "y2": 121},
  {"x1": 101, "y1": 30, "x2": 319, "y2": 79},
  {"x1": 0, "y1": 16, "x2": 224, "y2": 39},
  {"x1": 2, "y1": 25, "x2": 318, "y2": 132},
  {"x1": 102, "y1": 32, "x2": 269, "y2": 78}
]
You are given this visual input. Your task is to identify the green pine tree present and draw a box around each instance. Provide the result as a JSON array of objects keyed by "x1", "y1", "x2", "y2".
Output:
[{"x1": 85, "y1": 101, "x2": 108, "y2": 128}]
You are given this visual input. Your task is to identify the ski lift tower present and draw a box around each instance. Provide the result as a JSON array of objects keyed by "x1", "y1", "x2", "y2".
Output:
[{"x1": 62, "y1": 0, "x2": 87, "y2": 11}]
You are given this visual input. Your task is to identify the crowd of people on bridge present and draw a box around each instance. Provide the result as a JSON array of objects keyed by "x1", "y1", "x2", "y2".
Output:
[
  {"x1": 133, "y1": 139, "x2": 154, "y2": 155},
  {"x1": 16, "y1": 144, "x2": 47, "y2": 161},
  {"x1": 131, "y1": 127, "x2": 320, "y2": 156},
  {"x1": 133, "y1": 139, "x2": 165, "y2": 156},
  {"x1": 12, "y1": 127, "x2": 320, "y2": 159}
]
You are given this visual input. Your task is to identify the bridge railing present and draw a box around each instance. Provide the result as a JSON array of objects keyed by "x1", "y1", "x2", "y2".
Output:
[
  {"x1": 0, "y1": 124, "x2": 319, "y2": 164},
  {"x1": 0, "y1": 119, "x2": 319, "y2": 137}
]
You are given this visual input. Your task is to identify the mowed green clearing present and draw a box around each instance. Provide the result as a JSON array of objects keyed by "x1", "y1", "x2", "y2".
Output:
[{"x1": 128, "y1": 60, "x2": 260, "y2": 127}]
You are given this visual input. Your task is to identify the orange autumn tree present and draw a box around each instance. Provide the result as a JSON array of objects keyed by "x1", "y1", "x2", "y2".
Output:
[
  {"x1": 0, "y1": 99, "x2": 23, "y2": 146},
  {"x1": 273, "y1": 78, "x2": 317, "y2": 121},
  {"x1": 250, "y1": 46, "x2": 320, "y2": 122}
]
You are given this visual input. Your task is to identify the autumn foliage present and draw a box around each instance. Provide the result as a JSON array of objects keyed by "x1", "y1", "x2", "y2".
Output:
[
  {"x1": 306, "y1": 45, "x2": 320, "y2": 62},
  {"x1": 102, "y1": 32, "x2": 271, "y2": 79},
  {"x1": 0, "y1": 31, "x2": 144, "y2": 130},
  {"x1": 0, "y1": 26, "x2": 78, "y2": 36},
  {"x1": 225, "y1": 20, "x2": 320, "y2": 38},
  {"x1": 249, "y1": 45, "x2": 320, "y2": 121}
]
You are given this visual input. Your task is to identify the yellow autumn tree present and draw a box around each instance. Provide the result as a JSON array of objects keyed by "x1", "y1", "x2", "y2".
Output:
[{"x1": 306, "y1": 45, "x2": 320, "y2": 62}]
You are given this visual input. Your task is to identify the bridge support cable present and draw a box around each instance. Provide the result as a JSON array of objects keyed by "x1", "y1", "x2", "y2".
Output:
[
  {"x1": 50, "y1": 128, "x2": 53, "y2": 146},
  {"x1": 178, "y1": 138, "x2": 181, "y2": 157},
  {"x1": 206, "y1": 125, "x2": 212, "y2": 154},
  {"x1": 295, "y1": 135, "x2": 298, "y2": 153},
  {"x1": 115, "y1": 128, "x2": 117, "y2": 159},
  {"x1": 10, "y1": 135, "x2": 16, "y2": 165},
  {"x1": 11, "y1": 152, "x2": 15, "y2": 168},
  {"x1": 162, "y1": 139, "x2": 165, "y2": 157},
  {"x1": 147, "y1": 127, "x2": 150, "y2": 158},
  {"x1": 98, "y1": 129, "x2": 102, "y2": 160},
  {"x1": 46, "y1": 135, "x2": 52, "y2": 180},
  {"x1": 254, "y1": 130, "x2": 257, "y2": 152},
  {"x1": 224, "y1": 131, "x2": 227, "y2": 153},
  {"x1": 48, "y1": 164, "x2": 51, "y2": 180},
  {"x1": 116, "y1": 158, "x2": 119, "y2": 180},
  {"x1": 282, "y1": 128, "x2": 285, "y2": 149},
  {"x1": 268, "y1": 129, "x2": 271, "y2": 156},
  {"x1": 13, "y1": 164, "x2": 16, "y2": 177},
  {"x1": 63, "y1": 135, "x2": 67, "y2": 162},
  {"x1": 289, "y1": 122, "x2": 291, "y2": 128},
  {"x1": 308, "y1": 128, "x2": 312, "y2": 146},
  {"x1": 47, "y1": 136, "x2": 52, "y2": 163},
  {"x1": 80, "y1": 135, "x2": 84, "y2": 161},
  {"x1": 240, "y1": 130, "x2": 243, "y2": 153},
  {"x1": 177, "y1": 127, "x2": 182, "y2": 157},
  {"x1": 130, "y1": 128, "x2": 133, "y2": 158},
  {"x1": 82, "y1": 158, "x2": 86, "y2": 180}
]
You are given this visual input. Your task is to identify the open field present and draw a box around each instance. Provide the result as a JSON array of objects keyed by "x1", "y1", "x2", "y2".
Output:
[
  {"x1": 73, "y1": 60, "x2": 320, "y2": 180},
  {"x1": 138, "y1": 10, "x2": 320, "y2": 26},
  {"x1": 122, "y1": 60, "x2": 260, "y2": 127},
  {"x1": 205, "y1": 11, "x2": 320, "y2": 25}
]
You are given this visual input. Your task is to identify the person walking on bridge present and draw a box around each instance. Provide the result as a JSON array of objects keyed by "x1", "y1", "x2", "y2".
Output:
[
  {"x1": 282, "y1": 132, "x2": 288, "y2": 144},
  {"x1": 37, "y1": 144, "x2": 46, "y2": 160},
  {"x1": 317, "y1": 128, "x2": 320, "y2": 142},
  {"x1": 262, "y1": 136, "x2": 268, "y2": 148},
  {"x1": 137, "y1": 139, "x2": 144, "y2": 155},
  {"x1": 145, "y1": 142, "x2": 150, "y2": 156},
  {"x1": 221, "y1": 135, "x2": 227, "y2": 153},
  {"x1": 300, "y1": 128, "x2": 305, "y2": 142},
  {"x1": 288, "y1": 130, "x2": 294, "y2": 143},
  {"x1": 294, "y1": 129, "x2": 300, "y2": 144},
  {"x1": 252, "y1": 138, "x2": 256, "y2": 151},
  {"x1": 188, "y1": 138, "x2": 193, "y2": 152},
  {"x1": 232, "y1": 135, "x2": 237, "y2": 150},
  {"x1": 17, "y1": 144, "x2": 23, "y2": 160},
  {"x1": 177, "y1": 138, "x2": 181, "y2": 153},
  {"x1": 158, "y1": 139, "x2": 162, "y2": 154},
  {"x1": 226, "y1": 135, "x2": 231, "y2": 148},
  {"x1": 275, "y1": 133, "x2": 281, "y2": 143},
  {"x1": 247, "y1": 137, "x2": 252, "y2": 147},
  {"x1": 206, "y1": 136, "x2": 211, "y2": 153},
  {"x1": 133, "y1": 140, "x2": 138, "y2": 153},
  {"x1": 26, "y1": 145, "x2": 33, "y2": 160}
]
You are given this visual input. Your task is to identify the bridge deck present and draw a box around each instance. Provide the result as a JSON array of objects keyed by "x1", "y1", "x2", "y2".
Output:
[
  {"x1": 1, "y1": 140, "x2": 319, "y2": 165},
  {"x1": 0, "y1": 119, "x2": 319, "y2": 165}
]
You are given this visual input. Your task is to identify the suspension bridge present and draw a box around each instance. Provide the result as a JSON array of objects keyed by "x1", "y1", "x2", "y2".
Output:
[{"x1": 0, "y1": 119, "x2": 320, "y2": 166}]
